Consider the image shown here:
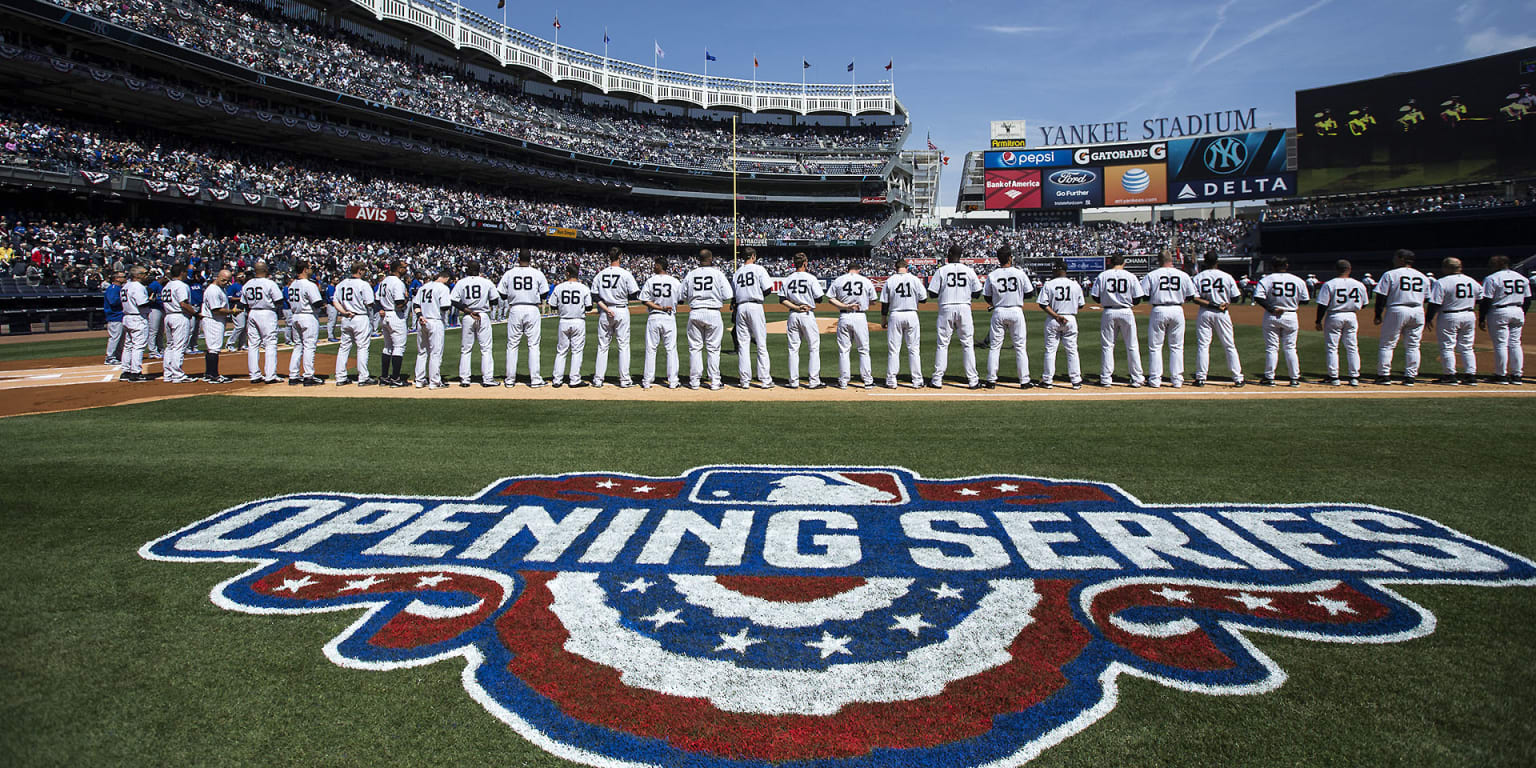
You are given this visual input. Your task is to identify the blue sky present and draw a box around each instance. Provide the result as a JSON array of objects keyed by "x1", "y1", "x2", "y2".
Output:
[{"x1": 465, "y1": 0, "x2": 1536, "y2": 204}]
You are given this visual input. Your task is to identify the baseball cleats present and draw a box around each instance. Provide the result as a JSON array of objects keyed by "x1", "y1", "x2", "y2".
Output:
[
  {"x1": 738, "y1": 380, "x2": 752, "y2": 389},
  {"x1": 1192, "y1": 378, "x2": 1205, "y2": 387},
  {"x1": 1431, "y1": 377, "x2": 1459, "y2": 386},
  {"x1": 1373, "y1": 377, "x2": 1393, "y2": 386},
  {"x1": 1129, "y1": 381, "x2": 1143, "y2": 389},
  {"x1": 982, "y1": 381, "x2": 995, "y2": 390},
  {"x1": 459, "y1": 382, "x2": 471, "y2": 388},
  {"x1": 304, "y1": 377, "x2": 323, "y2": 387},
  {"x1": 1324, "y1": 378, "x2": 1341, "y2": 387},
  {"x1": 807, "y1": 382, "x2": 826, "y2": 390},
  {"x1": 288, "y1": 378, "x2": 302, "y2": 386},
  {"x1": 834, "y1": 381, "x2": 848, "y2": 390},
  {"x1": 427, "y1": 383, "x2": 446, "y2": 390},
  {"x1": 1402, "y1": 377, "x2": 1416, "y2": 387},
  {"x1": 264, "y1": 377, "x2": 282, "y2": 385},
  {"x1": 757, "y1": 381, "x2": 776, "y2": 389},
  {"x1": 707, "y1": 382, "x2": 723, "y2": 391},
  {"x1": 1071, "y1": 381, "x2": 1083, "y2": 390},
  {"x1": 104, "y1": 358, "x2": 121, "y2": 366},
  {"x1": 551, "y1": 380, "x2": 564, "y2": 388},
  {"x1": 1349, "y1": 378, "x2": 1360, "y2": 387},
  {"x1": 250, "y1": 377, "x2": 264, "y2": 384},
  {"x1": 640, "y1": 382, "x2": 652, "y2": 390},
  {"x1": 1234, "y1": 379, "x2": 1246, "y2": 388},
  {"x1": 528, "y1": 381, "x2": 547, "y2": 388},
  {"x1": 569, "y1": 381, "x2": 589, "y2": 389},
  {"x1": 1461, "y1": 374, "x2": 1479, "y2": 387},
  {"x1": 618, "y1": 381, "x2": 634, "y2": 389},
  {"x1": 967, "y1": 382, "x2": 982, "y2": 390},
  {"x1": 481, "y1": 381, "x2": 498, "y2": 388},
  {"x1": 357, "y1": 379, "x2": 377, "y2": 387},
  {"x1": 1258, "y1": 378, "x2": 1276, "y2": 386},
  {"x1": 591, "y1": 380, "x2": 605, "y2": 388},
  {"x1": 1290, "y1": 379, "x2": 1301, "y2": 387},
  {"x1": 336, "y1": 379, "x2": 352, "y2": 387}
]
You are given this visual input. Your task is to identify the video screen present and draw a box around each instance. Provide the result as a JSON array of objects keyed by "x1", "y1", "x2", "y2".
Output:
[{"x1": 1296, "y1": 47, "x2": 1536, "y2": 194}]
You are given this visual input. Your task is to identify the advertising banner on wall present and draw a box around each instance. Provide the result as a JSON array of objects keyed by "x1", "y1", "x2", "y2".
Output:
[
  {"x1": 989, "y1": 119, "x2": 1029, "y2": 148},
  {"x1": 1041, "y1": 167, "x2": 1104, "y2": 208},
  {"x1": 983, "y1": 169, "x2": 1042, "y2": 209},
  {"x1": 984, "y1": 149, "x2": 1072, "y2": 169},
  {"x1": 1070, "y1": 141, "x2": 1167, "y2": 167},
  {"x1": 1166, "y1": 129, "x2": 1295, "y2": 202},
  {"x1": 1103, "y1": 164, "x2": 1167, "y2": 206}
]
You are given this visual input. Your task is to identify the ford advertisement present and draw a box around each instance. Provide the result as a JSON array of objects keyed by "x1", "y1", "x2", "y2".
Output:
[{"x1": 1041, "y1": 167, "x2": 1104, "y2": 208}]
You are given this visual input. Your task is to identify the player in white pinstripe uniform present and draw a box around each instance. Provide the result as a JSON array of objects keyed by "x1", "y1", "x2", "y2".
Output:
[
  {"x1": 827, "y1": 263, "x2": 876, "y2": 389},
  {"x1": 1373, "y1": 249, "x2": 1430, "y2": 386},
  {"x1": 1091, "y1": 255, "x2": 1145, "y2": 387},
  {"x1": 682, "y1": 249, "x2": 731, "y2": 390},
  {"x1": 639, "y1": 257, "x2": 682, "y2": 389},
  {"x1": 880, "y1": 260, "x2": 926, "y2": 388},
  {"x1": 1427, "y1": 257, "x2": 1482, "y2": 386},
  {"x1": 497, "y1": 250, "x2": 551, "y2": 388},
  {"x1": 1037, "y1": 261, "x2": 1085, "y2": 389},
  {"x1": 982, "y1": 245, "x2": 1035, "y2": 388},
  {"x1": 1314, "y1": 260, "x2": 1368, "y2": 386},
  {"x1": 451, "y1": 262, "x2": 499, "y2": 388},
  {"x1": 780, "y1": 253, "x2": 827, "y2": 389},
  {"x1": 1478, "y1": 255, "x2": 1530, "y2": 385},
  {"x1": 198, "y1": 269, "x2": 235, "y2": 384},
  {"x1": 929, "y1": 246, "x2": 983, "y2": 389},
  {"x1": 1253, "y1": 256, "x2": 1310, "y2": 386},
  {"x1": 1190, "y1": 253, "x2": 1245, "y2": 387},
  {"x1": 1140, "y1": 252, "x2": 1195, "y2": 388},
  {"x1": 375, "y1": 261, "x2": 411, "y2": 388},
  {"x1": 592, "y1": 247, "x2": 640, "y2": 388},
  {"x1": 732, "y1": 248, "x2": 774, "y2": 388}
]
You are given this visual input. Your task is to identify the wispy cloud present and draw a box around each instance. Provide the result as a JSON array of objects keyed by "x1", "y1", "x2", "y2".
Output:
[
  {"x1": 1189, "y1": 0, "x2": 1239, "y2": 65},
  {"x1": 1194, "y1": 0, "x2": 1333, "y2": 72},
  {"x1": 1464, "y1": 27, "x2": 1536, "y2": 56},
  {"x1": 979, "y1": 25, "x2": 1057, "y2": 35}
]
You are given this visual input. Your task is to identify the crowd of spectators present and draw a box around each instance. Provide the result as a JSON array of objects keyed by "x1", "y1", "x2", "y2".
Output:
[
  {"x1": 0, "y1": 110, "x2": 885, "y2": 242},
  {"x1": 1, "y1": 213, "x2": 888, "y2": 295},
  {"x1": 50, "y1": 0, "x2": 902, "y2": 173},
  {"x1": 1263, "y1": 186, "x2": 1530, "y2": 222},
  {"x1": 874, "y1": 219, "x2": 1254, "y2": 267}
]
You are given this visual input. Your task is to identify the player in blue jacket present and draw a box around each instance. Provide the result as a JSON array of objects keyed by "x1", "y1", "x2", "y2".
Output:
[{"x1": 103, "y1": 271, "x2": 126, "y2": 365}]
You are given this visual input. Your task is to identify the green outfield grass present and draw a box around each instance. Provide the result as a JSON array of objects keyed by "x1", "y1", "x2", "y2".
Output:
[
  {"x1": 1, "y1": 397, "x2": 1533, "y2": 767},
  {"x1": 7, "y1": 308, "x2": 1464, "y2": 385}
]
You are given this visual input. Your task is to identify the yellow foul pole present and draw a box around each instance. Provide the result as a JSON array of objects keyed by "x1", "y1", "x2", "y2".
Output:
[{"x1": 732, "y1": 116, "x2": 739, "y2": 270}]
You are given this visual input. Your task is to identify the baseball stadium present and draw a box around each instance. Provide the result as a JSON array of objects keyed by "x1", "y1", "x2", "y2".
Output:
[{"x1": 1, "y1": 1, "x2": 1533, "y2": 766}]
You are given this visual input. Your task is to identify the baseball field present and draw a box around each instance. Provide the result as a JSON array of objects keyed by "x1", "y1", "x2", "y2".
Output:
[{"x1": 2, "y1": 305, "x2": 1532, "y2": 767}]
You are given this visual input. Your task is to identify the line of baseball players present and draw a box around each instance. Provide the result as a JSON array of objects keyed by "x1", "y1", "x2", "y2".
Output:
[{"x1": 111, "y1": 246, "x2": 1530, "y2": 389}]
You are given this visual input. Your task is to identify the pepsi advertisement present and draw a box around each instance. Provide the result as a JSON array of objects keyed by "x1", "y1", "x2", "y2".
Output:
[
  {"x1": 1041, "y1": 167, "x2": 1104, "y2": 208},
  {"x1": 984, "y1": 149, "x2": 1072, "y2": 169},
  {"x1": 1166, "y1": 129, "x2": 1295, "y2": 202}
]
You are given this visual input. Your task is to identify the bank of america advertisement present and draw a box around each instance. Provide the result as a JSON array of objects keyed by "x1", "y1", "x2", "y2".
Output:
[
  {"x1": 983, "y1": 169, "x2": 1042, "y2": 209},
  {"x1": 1166, "y1": 129, "x2": 1295, "y2": 202}
]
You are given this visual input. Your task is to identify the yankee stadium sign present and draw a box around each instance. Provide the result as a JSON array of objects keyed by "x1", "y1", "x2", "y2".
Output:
[{"x1": 143, "y1": 466, "x2": 1536, "y2": 767}]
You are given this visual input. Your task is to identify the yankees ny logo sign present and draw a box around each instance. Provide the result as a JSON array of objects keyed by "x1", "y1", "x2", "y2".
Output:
[{"x1": 143, "y1": 466, "x2": 1536, "y2": 767}]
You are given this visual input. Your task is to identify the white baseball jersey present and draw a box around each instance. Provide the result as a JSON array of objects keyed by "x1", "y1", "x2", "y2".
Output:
[
  {"x1": 732, "y1": 263, "x2": 772, "y2": 303},
  {"x1": 781, "y1": 271, "x2": 826, "y2": 309},
  {"x1": 880, "y1": 272, "x2": 925, "y2": 312},
  {"x1": 286, "y1": 278, "x2": 322, "y2": 315},
  {"x1": 593, "y1": 266, "x2": 640, "y2": 307},
  {"x1": 1375, "y1": 267, "x2": 1431, "y2": 306},
  {"x1": 1192, "y1": 269, "x2": 1241, "y2": 307},
  {"x1": 681, "y1": 267, "x2": 730, "y2": 309},
  {"x1": 201, "y1": 283, "x2": 229, "y2": 319},
  {"x1": 1430, "y1": 274, "x2": 1482, "y2": 313},
  {"x1": 640, "y1": 274, "x2": 682, "y2": 312},
  {"x1": 550, "y1": 281, "x2": 594, "y2": 319},
  {"x1": 983, "y1": 266, "x2": 1033, "y2": 309},
  {"x1": 333, "y1": 277, "x2": 375, "y2": 314},
  {"x1": 162, "y1": 279, "x2": 192, "y2": 315},
  {"x1": 1091, "y1": 269, "x2": 1144, "y2": 309},
  {"x1": 1038, "y1": 277, "x2": 1086, "y2": 315},
  {"x1": 1254, "y1": 272, "x2": 1310, "y2": 311},
  {"x1": 122, "y1": 281, "x2": 149, "y2": 316},
  {"x1": 241, "y1": 277, "x2": 283, "y2": 311},
  {"x1": 1318, "y1": 277, "x2": 1369, "y2": 312},
  {"x1": 413, "y1": 282, "x2": 452, "y2": 322},
  {"x1": 497, "y1": 266, "x2": 551, "y2": 305},
  {"x1": 451, "y1": 275, "x2": 498, "y2": 313},
  {"x1": 829, "y1": 272, "x2": 876, "y2": 311},
  {"x1": 1482, "y1": 269, "x2": 1532, "y2": 308},
  {"x1": 1361, "y1": 275, "x2": 1378, "y2": 292},
  {"x1": 928, "y1": 262, "x2": 982, "y2": 305},
  {"x1": 1141, "y1": 267, "x2": 1196, "y2": 306},
  {"x1": 377, "y1": 275, "x2": 409, "y2": 315}
]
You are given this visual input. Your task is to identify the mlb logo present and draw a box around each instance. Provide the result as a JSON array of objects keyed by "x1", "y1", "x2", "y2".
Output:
[{"x1": 687, "y1": 468, "x2": 909, "y2": 505}]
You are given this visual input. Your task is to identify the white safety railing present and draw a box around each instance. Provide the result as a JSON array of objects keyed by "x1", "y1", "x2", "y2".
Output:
[{"x1": 359, "y1": 0, "x2": 897, "y2": 115}]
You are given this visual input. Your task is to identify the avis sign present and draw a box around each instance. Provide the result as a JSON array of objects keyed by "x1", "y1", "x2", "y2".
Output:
[
  {"x1": 143, "y1": 466, "x2": 1535, "y2": 768},
  {"x1": 343, "y1": 205, "x2": 397, "y2": 223}
]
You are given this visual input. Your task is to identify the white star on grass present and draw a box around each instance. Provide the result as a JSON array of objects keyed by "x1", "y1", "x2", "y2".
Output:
[
  {"x1": 994, "y1": 483, "x2": 1020, "y2": 492},
  {"x1": 714, "y1": 628, "x2": 762, "y2": 654},
  {"x1": 338, "y1": 575, "x2": 387, "y2": 592},
  {"x1": 1308, "y1": 595, "x2": 1355, "y2": 616},
  {"x1": 632, "y1": 484, "x2": 655, "y2": 494},
  {"x1": 1227, "y1": 592, "x2": 1275, "y2": 612},
  {"x1": 620, "y1": 577, "x2": 655, "y2": 594},
  {"x1": 1150, "y1": 586, "x2": 1193, "y2": 604},
  {"x1": 273, "y1": 575, "x2": 316, "y2": 594},
  {"x1": 804, "y1": 631, "x2": 853, "y2": 659},
  {"x1": 956, "y1": 487, "x2": 980, "y2": 496},
  {"x1": 929, "y1": 583, "x2": 964, "y2": 600},
  {"x1": 890, "y1": 613, "x2": 934, "y2": 637},
  {"x1": 415, "y1": 574, "x2": 452, "y2": 588},
  {"x1": 640, "y1": 607, "x2": 683, "y2": 629},
  {"x1": 595, "y1": 480, "x2": 617, "y2": 489}
]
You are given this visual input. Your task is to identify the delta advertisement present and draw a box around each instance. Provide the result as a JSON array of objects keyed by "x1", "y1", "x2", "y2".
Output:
[
  {"x1": 982, "y1": 131, "x2": 1294, "y2": 209},
  {"x1": 1166, "y1": 129, "x2": 1294, "y2": 202}
]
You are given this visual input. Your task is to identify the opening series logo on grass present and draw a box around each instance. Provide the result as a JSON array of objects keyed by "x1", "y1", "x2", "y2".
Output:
[{"x1": 143, "y1": 466, "x2": 1536, "y2": 767}]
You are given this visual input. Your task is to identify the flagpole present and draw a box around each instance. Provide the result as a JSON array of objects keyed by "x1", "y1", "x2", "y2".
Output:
[{"x1": 553, "y1": 11, "x2": 559, "y2": 71}]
